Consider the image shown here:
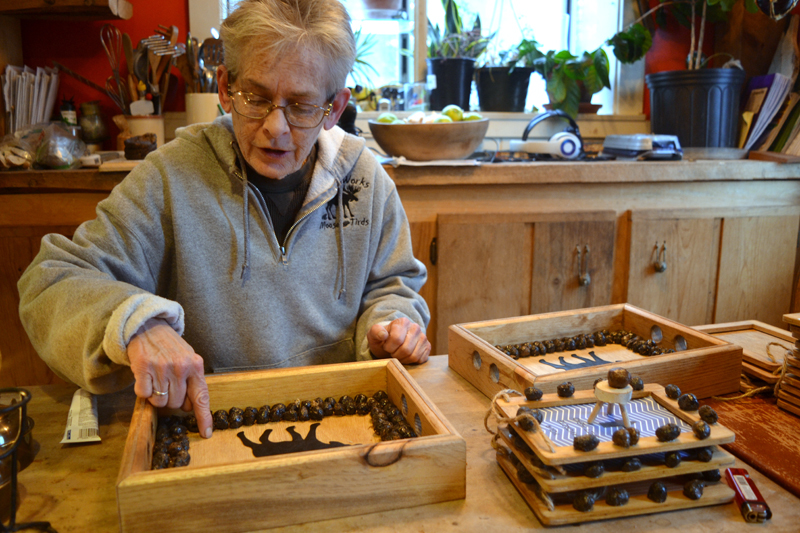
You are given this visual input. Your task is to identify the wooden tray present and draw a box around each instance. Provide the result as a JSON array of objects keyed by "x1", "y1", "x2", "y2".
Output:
[
  {"x1": 116, "y1": 360, "x2": 466, "y2": 532},
  {"x1": 449, "y1": 304, "x2": 742, "y2": 400},
  {"x1": 693, "y1": 320, "x2": 793, "y2": 372},
  {"x1": 495, "y1": 384, "x2": 735, "y2": 467},
  {"x1": 497, "y1": 425, "x2": 735, "y2": 493},
  {"x1": 497, "y1": 449, "x2": 735, "y2": 526}
]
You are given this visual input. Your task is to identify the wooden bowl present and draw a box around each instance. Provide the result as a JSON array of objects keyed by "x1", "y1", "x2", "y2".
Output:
[{"x1": 368, "y1": 119, "x2": 489, "y2": 161}]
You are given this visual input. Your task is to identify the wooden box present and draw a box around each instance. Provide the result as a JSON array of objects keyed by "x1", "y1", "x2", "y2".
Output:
[
  {"x1": 778, "y1": 313, "x2": 800, "y2": 416},
  {"x1": 494, "y1": 384, "x2": 736, "y2": 525},
  {"x1": 116, "y1": 360, "x2": 466, "y2": 532},
  {"x1": 449, "y1": 304, "x2": 742, "y2": 400},
  {"x1": 693, "y1": 320, "x2": 795, "y2": 385}
]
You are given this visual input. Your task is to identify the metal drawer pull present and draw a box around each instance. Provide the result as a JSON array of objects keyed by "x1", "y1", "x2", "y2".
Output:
[
  {"x1": 577, "y1": 244, "x2": 591, "y2": 286},
  {"x1": 654, "y1": 241, "x2": 667, "y2": 273}
]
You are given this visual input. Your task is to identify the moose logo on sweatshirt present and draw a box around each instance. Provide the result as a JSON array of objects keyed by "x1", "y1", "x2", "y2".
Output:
[{"x1": 321, "y1": 175, "x2": 370, "y2": 229}]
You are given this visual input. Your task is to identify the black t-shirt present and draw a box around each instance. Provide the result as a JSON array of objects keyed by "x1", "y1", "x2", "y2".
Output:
[{"x1": 246, "y1": 145, "x2": 317, "y2": 245}]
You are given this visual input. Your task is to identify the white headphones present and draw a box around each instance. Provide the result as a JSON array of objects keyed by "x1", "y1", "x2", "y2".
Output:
[{"x1": 508, "y1": 110, "x2": 584, "y2": 160}]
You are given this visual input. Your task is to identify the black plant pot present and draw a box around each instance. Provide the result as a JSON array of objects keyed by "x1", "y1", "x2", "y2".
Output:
[
  {"x1": 646, "y1": 68, "x2": 746, "y2": 148},
  {"x1": 427, "y1": 57, "x2": 475, "y2": 111},
  {"x1": 475, "y1": 66, "x2": 533, "y2": 112}
]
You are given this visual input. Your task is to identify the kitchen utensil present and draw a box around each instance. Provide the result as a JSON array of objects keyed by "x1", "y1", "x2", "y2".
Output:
[
  {"x1": 155, "y1": 25, "x2": 179, "y2": 91},
  {"x1": 104, "y1": 76, "x2": 127, "y2": 113},
  {"x1": 199, "y1": 38, "x2": 224, "y2": 93},
  {"x1": 129, "y1": 99, "x2": 155, "y2": 116},
  {"x1": 189, "y1": 34, "x2": 201, "y2": 92},
  {"x1": 122, "y1": 32, "x2": 135, "y2": 78},
  {"x1": 100, "y1": 24, "x2": 128, "y2": 112},
  {"x1": 132, "y1": 47, "x2": 151, "y2": 93},
  {"x1": 52, "y1": 61, "x2": 124, "y2": 106},
  {"x1": 122, "y1": 33, "x2": 137, "y2": 101},
  {"x1": 176, "y1": 48, "x2": 195, "y2": 93}
]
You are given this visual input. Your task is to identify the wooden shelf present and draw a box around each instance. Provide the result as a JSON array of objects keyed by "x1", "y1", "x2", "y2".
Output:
[{"x1": 0, "y1": 0, "x2": 132, "y2": 20}]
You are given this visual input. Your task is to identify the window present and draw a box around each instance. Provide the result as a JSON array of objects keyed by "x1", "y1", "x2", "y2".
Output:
[{"x1": 194, "y1": 0, "x2": 637, "y2": 114}]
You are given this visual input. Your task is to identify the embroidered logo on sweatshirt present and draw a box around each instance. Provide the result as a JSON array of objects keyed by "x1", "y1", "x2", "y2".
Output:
[{"x1": 321, "y1": 176, "x2": 370, "y2": 229}]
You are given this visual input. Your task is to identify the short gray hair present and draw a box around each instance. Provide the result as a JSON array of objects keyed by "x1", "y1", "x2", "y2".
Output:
[{"x1": 221, "y1": 0, "x2": 356, "y2": 95}]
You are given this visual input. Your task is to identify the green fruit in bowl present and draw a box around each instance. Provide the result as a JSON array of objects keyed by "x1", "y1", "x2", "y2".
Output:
[
  {"x1": 377, "y1": 112, "x2": 398, "y2": 124},
  {"x1": 433, "y1": 115, "x2": 453, "y2": 123},
  {"x1": 462, "y1": 112, "x2": 483, "y2": 121},
  {"x1": 441, "y1": 105, "x2": 464, "y2": 122}
]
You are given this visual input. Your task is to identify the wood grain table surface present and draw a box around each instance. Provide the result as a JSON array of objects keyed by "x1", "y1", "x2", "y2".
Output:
[{"x1": 9, "y1": 355, "x2": 799, "y2": 532}]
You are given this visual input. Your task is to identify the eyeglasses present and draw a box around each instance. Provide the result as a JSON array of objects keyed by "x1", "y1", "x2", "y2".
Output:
[{"x1": 227, "y1": 89, "x2": 333, "y2": 128}]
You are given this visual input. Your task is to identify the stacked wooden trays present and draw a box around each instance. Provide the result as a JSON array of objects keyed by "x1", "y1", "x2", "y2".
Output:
[
  {"x1": 493, "y1": 383, "x2": 736, "y2": 525},
  {"x1": 116, "y1": 359, "x2": 466, "y2": 532},
  {"x1": 778, "y1": 313, "x2": 800, "y2": 417},
  {"x1": 449, "y1": 304, "x2": 742, "y2": 400},
  {"x1": 693, "y1": 320, "x2": 794, "y2": 390}
]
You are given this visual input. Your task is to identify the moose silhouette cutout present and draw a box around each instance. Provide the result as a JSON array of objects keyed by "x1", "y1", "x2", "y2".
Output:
[
  {"x1": 236, "y1": 423, "x2": 349, "y2": 457},
  {"x1": 537, "y1": 350, "x2": 612, "y2": 371},
  {"x1": 325, "y1": 182, "x2": 361, "y2": 221}
]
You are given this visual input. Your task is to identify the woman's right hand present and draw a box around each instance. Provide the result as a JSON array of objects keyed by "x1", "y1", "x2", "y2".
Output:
[{"x1": 127, "y1": 318, "x2": 214, "y2": 438}]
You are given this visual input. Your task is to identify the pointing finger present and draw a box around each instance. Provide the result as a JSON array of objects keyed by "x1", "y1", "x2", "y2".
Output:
[{"x1": 187, "y1": 373, "x2": 213, "y2": 438}]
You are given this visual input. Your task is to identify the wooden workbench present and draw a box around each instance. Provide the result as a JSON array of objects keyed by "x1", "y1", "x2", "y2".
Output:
[{"x1": 9, "y1": 355, "x2": 799, "y2": 531}]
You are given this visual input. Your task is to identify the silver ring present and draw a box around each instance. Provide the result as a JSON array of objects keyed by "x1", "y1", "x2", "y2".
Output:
[{"x1": 152, "y1": 389, "x2": 168, "y2": 397}]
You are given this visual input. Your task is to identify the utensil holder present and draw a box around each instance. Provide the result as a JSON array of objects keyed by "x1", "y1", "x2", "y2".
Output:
[
  {"x1": 185, "y1": 93, "x2": 222, "y2": 125},
  {"x1": 125, "y1": 115, "x2": 166, "y2": 147}
]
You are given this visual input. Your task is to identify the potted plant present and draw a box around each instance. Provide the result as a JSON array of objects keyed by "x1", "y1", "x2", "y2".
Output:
[
  {"x1": 474, "y1": 40, "x2": 541, "y2": 113},
  {"x1": 609, "y1": 0, "x2": 761, "y2": 147},
  {"x1": 427, "y1": 0, "x2": 493, "y2": 111},
  {"x1": 349, "y1": 28, "x2": 379, "y2": 90},
  {"x1": 528, "y1": 44, "x2": 612, "y2": 119}
]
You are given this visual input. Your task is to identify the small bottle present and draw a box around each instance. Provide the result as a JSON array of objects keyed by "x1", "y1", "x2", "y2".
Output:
[{"x1": 60, "y1": 97, "x2": 77, "y2": 126}]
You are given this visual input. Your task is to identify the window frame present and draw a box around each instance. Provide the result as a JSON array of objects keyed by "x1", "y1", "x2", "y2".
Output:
[{"x1": 187, "y1": 0, "x2": 644, "y2": 115}]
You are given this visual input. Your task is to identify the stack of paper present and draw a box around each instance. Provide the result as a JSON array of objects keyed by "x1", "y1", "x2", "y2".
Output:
[
  {"x1": 2, "y1": 65, "x2": 60, "y2": 136},
  {"x1": 742, "y1": 73, "x2": 793, "y2": 151}
]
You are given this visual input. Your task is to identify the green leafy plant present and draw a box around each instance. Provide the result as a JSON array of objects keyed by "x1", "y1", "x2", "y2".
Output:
[
  {"x1": 523, "y1": 43, "x2": 610, "y2": 119},
  {"x1": 607, "y1": 0, "x2": 758, "y2": 69},
  {"x1": 349, "y1": 28, "x2": 379, "y2": 89},
  {"x1": 427, "y1": 0, "x2": 494, "y2": 59},
  {"x1": 534, "y1": 0, "x2": 760, "y2": 117}
]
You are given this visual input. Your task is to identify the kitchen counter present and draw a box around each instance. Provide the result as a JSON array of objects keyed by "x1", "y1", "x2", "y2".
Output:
[
  {"x1": 2, "y1": 158, "x2": 800, "y2": 193},
  {"x1": 9, "y1": 355, "x2": 800, "y2": 531}
]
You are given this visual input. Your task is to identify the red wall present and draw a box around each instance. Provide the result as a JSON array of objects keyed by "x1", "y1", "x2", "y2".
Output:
[{"x1": 21, "y1": 0, "x2": 190, "y2": 149}]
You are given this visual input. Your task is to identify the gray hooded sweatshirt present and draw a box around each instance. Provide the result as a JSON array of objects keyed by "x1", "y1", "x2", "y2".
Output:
[{"x1": 17, "y1": 116, "x2": 429, "y2": 394}]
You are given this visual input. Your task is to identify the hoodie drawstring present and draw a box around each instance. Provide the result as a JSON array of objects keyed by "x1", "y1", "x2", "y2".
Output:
[
  {"x1": 233, "y1": 141, "x2": 347, "y2": 301},
  {"x1": 336, "y1": 178, "x2": 347, "y2": 300},
  {"x1": 234, "y1": 146, "x2": 252, "y2": 284}
]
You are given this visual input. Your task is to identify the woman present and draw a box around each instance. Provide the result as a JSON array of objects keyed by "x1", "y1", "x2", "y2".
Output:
[{"x1": 18, "y1": 0, "x2": 430, "y2": 439}]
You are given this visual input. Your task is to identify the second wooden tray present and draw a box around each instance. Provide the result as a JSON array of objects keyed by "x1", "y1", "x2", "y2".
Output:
[{"x1": 449, "y1": 304, "x2": 742, "y2": 401}]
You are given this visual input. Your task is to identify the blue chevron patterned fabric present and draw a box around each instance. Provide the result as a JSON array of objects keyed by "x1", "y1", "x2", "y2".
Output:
[{"x1": 537, "y1": 397, "x2": 691, "y2": 448}]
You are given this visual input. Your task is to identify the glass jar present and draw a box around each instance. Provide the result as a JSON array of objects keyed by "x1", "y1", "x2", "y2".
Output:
[{"x1": 78, "y1": 101, "x2": 108, "y2": 145}]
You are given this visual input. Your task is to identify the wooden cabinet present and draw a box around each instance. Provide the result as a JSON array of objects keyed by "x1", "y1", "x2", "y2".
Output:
[
  {"x1": 715, "y1": 209, "x2": 800, "y2": 326},
  {"x1": 625, "y1": 207, "x2": 800, "y2": 328},
  {"x1": 432, "y1": 211, "x2": 616, "y2": 353},
  {"x1": 627, "y1": 210, "x2": 720, "y2": 326},
  {"x1": 4, "y1": 162, "x2": 800, "y2": 386}
]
